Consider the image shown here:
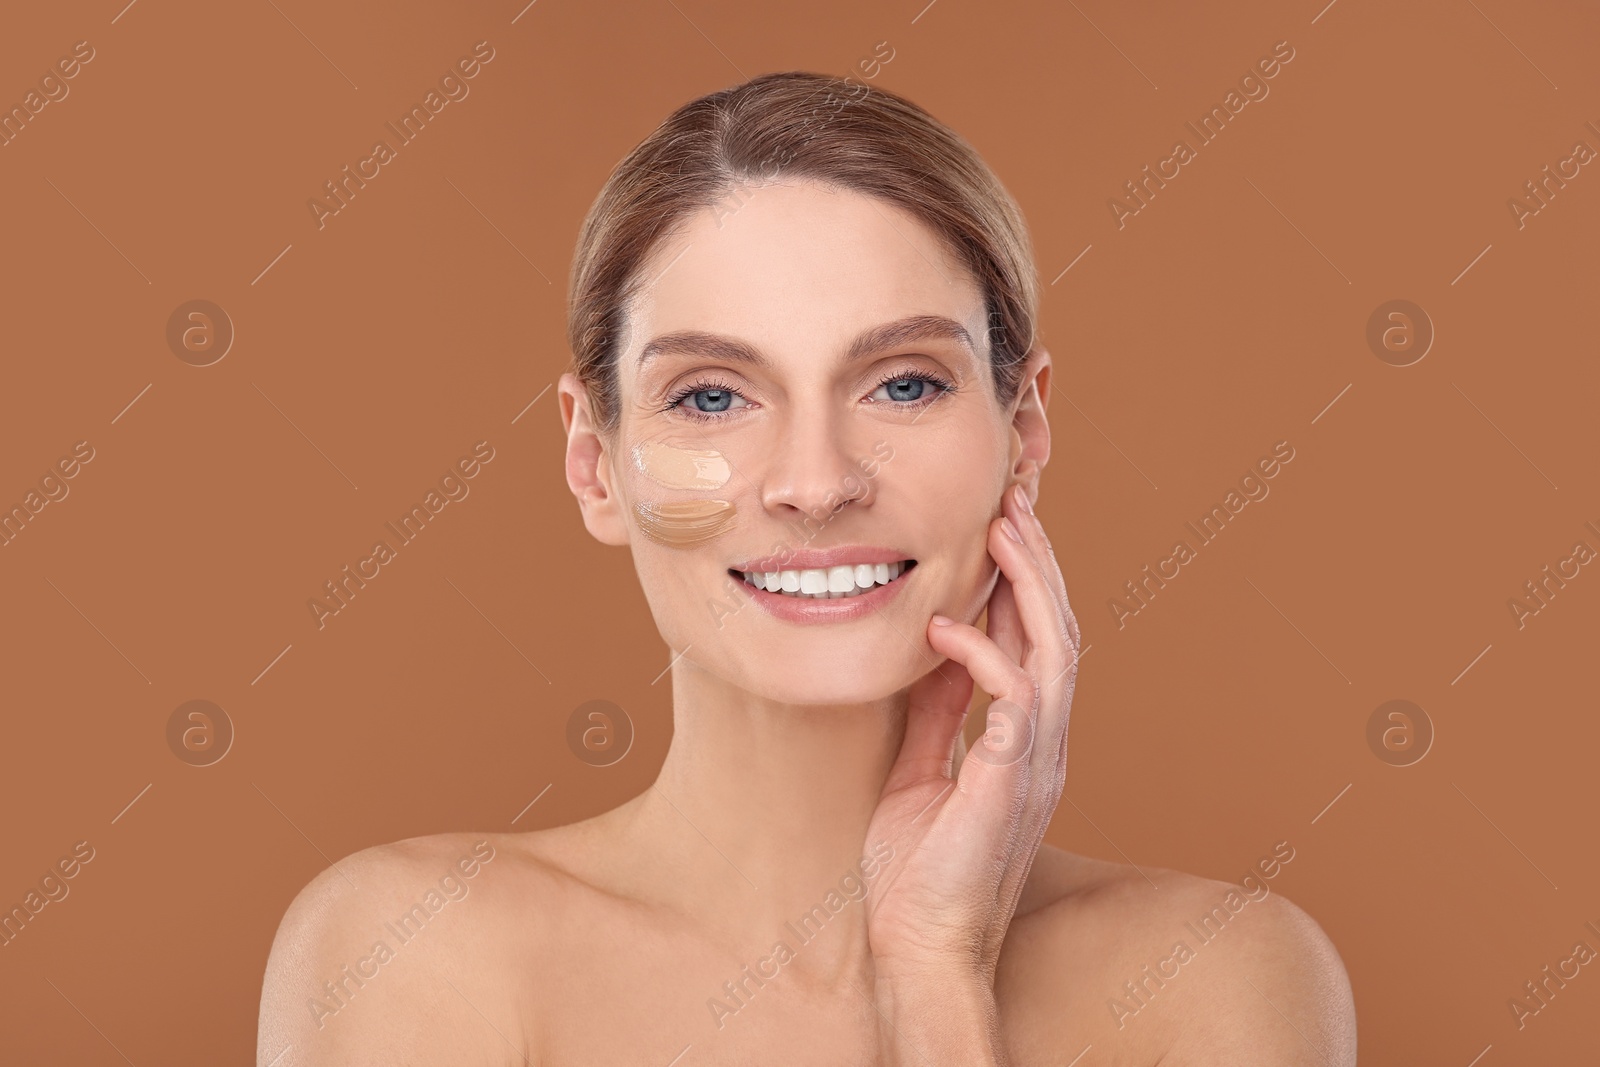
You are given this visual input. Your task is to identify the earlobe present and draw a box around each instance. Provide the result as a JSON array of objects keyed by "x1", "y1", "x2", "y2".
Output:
[{"x1": 558, "y1": 373, "x2": 631, "y2": 548}]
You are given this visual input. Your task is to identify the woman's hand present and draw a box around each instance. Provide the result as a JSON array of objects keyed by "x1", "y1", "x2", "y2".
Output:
[{"x1": 863, "y1": 482, "x2": 1081, "y2": 990}]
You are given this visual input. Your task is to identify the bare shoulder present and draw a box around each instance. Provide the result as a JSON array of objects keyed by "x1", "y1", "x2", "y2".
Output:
[
  {"x1": 256, "y1": 830, "x2": 554, "y2": 1067},
  {"x1": 999, "y1": 843, "x2": 1356, "y2": 1066}
]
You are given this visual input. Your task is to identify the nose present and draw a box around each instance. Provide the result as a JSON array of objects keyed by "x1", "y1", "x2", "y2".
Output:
[{"x1": 758, "y1": 410, "x2": 874, "y2": 526}]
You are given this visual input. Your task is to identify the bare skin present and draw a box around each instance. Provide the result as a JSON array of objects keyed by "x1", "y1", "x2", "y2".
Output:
[{"x1": 258, "y1": 180, "x2": 1356, "y2": 1065}]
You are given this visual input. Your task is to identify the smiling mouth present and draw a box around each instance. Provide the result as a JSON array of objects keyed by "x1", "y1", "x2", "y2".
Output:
[{"x1": 728, "y1": 560, "x2": 918, "y2": 599}]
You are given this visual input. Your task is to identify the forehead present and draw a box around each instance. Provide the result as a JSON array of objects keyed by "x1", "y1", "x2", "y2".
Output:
[{"x1": 621, "y1": 180, "x2": 986, "y2": 367}]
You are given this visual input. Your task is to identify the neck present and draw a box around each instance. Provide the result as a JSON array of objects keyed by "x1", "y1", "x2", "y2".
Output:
[{"x1": 617, "y1": 651, "x2": 946, "y2": 986}]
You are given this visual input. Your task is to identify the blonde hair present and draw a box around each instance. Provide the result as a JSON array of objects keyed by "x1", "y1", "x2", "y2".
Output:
[{"x1": 567, "y1": 70, "x2": 1039, "y2": 437}]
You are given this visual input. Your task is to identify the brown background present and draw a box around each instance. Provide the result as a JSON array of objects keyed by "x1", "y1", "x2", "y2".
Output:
[{"x1": 1, "y1": 0, "x2": 1596, "y2": 1062}]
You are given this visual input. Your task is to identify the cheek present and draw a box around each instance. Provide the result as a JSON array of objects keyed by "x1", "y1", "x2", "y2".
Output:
[{"x1": 622, "y1": 434, "x2": 739, "y2": 549}]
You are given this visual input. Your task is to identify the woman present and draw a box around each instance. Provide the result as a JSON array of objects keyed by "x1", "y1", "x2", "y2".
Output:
[{"x1": 258, "y1": 71, "x2": 1356, "y2": 1065}]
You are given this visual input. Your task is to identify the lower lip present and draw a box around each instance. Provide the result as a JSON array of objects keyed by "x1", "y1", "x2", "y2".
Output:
[{"x1": 730, "y1": 562, "x2": 917, "y2": 623}]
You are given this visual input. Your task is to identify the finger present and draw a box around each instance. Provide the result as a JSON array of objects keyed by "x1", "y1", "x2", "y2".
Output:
[
  {"x1": 882, "y1": 654, "x2": 975, "y2": 794},
  {"x1": 985, "y1": 570, "x2": 1025, "y2": 667},
  {"x1": 1007, "y1": 487, "x2": 1080, "y2": 655},
  {"x1": 924, "y1": 619, "x2": 1037, "y2": 828},
  {"x1": 988, "y1": 512, "x2": 1072, "y2": 698},
  {"x1": 989, "y1": 507, "x2": 1075, "y2": 783},
  {"x1": 925, "y1": 617, "x2": 1037, "y2": 754}
]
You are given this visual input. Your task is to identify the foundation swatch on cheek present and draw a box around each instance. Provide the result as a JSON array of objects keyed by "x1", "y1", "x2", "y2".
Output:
[
  {"x1": 632, "y1": 441, "x2": 731, "y2": 489},
  {"x1": 634, "y1": 499, "x2": 737, "y2": 548}
]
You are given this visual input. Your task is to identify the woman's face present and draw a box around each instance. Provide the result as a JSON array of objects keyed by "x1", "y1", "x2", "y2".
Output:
[{"x1": 562, "y1": 179, "x2": 1048, "y2": 706}]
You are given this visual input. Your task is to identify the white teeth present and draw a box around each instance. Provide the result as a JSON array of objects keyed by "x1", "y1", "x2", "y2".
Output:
[{"x1": 740, "y1": 560, "x2": 913, "y2": 598}]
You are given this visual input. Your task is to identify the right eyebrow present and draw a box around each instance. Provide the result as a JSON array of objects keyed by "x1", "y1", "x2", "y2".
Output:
[{"x1": 635, "y1": 313, "x2": 975, "y2": 373}]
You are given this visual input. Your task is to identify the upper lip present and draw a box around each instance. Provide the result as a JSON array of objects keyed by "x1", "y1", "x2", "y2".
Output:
[{"x1": 730, "y1": 546, "x2": 915, "y2": 573}]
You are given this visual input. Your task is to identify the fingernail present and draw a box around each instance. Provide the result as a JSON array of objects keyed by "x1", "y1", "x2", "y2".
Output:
[
  {"x1": 1001, "y1": 517, "x2": 1024, "y2": 544},
  {"x1": 1013, "y1": 485, "x2": 1033, "y2": 515},
  {"x1": 931, "y1": 614, "x2": 954, "y2": 626}
]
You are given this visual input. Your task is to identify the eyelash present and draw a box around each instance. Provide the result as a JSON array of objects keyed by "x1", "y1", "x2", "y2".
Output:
[{"x1": 662, "y1": 368, "x2": 955, "y2": 423}]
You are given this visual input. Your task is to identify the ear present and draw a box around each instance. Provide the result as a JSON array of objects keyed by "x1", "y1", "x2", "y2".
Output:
[
  {"x1": 558, "y1": 372, "x2": 631, "y2": 547},
  {"x1": 1007, "y1": 346, "x2": 1052, "y2": 508}
]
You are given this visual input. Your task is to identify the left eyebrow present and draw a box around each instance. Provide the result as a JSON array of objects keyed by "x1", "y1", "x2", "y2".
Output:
[{"x1": 635, "y1": 313, "x2": 975, "y2": 372}]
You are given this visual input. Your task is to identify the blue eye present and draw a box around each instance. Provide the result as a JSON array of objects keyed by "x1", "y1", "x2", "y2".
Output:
[
  {"x1": 687, "y1": 388, "x2": 735, "y2": 413},
  {"x1": 662, "y1": 367, "x2": 954, "y2": 423}
]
